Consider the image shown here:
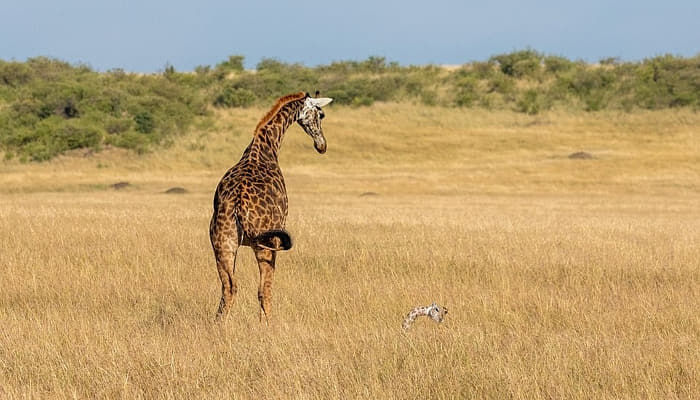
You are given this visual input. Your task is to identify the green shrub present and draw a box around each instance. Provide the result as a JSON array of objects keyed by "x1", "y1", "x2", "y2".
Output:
[
  {"x1": 471, "y1": 61, "x2": 497, "y2": 79},
  {"x1": 516, "y1": 90, "x2": 539, "y2": 114},
  {"x1": 0, "y1": 58, "x2": 203, "y2": 161},
  {"x1": 544, "y1": 56, "x2": 574, "y2": 74},
  {"x1": 105, "y1": 117, "x2": 132, "y2": 134},
  {"x1": 583, "y1": 90, "x2": 608, "y2": 111},
  {"x1": 215, "y1": 55, "x2": 245, "y2": 75},
  {"x1": 404, "y1": 76, "x2": 425, "y2": 97},
  {"x1": 230, "y1": 61, "x2": 319, "y2": 101},
  {"x1": 351, "y1": 96, "x2": 374, "y2": 107},
  {"x1": 195, "y1": 65, "x2": 211, "y2": 75},
  {"x1": 557, "y1": 67, "x2": 616, "y2": 111},
  {"x1": 515, "y1": 89, "x2": 551, "y2": 114},
  {"x1": 50, "y1": 119, "x2": 102, "y2": 151},
  {"x1": 512, "y1": 58, "x2": 541, "y2": 79},
  {"x1": 359, "y1": 56, "x2": 387, "y2": 73},
  {"x1": 134, "y1": 111, "x2": 155, "y2": 133},
  {"x1": 0, "y1": 61, "x2": 33, "y2": 87},
  {"x1": 214, "y1": 87, "x2": 257, "y2": 108},
  {"x1": 324, "y1": 76, "x2": 402, "y2": 106},
  {"x1": 490, "y1": 49, "x2": 543, "y2": 77},
  {"x1": 163, "y1": 63, "x2": 176, "y2": 77},
  {"x1": 625, "y1": 55, "x2": 700, "y2": 109},
  {"x1": 420, "y1": 90, "x2": 438, "y2": 106},
  {"x1": 254, "y1": 58, "x2": 281, "y2": 72},
  {"x1": 454, "y1": 77, "x2": 478, "y2": 107},
  {"x1": 486, "y1": 73, "x2": 515, "y2": 95},
  {"x1": 600, "y1": 57, "x2": 621, "y2": 65}
]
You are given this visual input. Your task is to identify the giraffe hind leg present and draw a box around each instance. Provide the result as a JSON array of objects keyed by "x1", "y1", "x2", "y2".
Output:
[
  {"x1": 254, "y1": 247, "x2": 276, "y2": 324},
  {"x1": 214, "y1": 245, "x2": 239, "y2": 321}
]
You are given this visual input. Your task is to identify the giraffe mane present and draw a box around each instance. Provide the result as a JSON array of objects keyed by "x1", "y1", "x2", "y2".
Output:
[{"x1": 254, "y1": 92, "x2": 308, "y2": 133}]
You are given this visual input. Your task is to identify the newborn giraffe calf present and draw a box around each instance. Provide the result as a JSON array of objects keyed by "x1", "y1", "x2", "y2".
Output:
[{"x1": 402, "y1": 303, "x2": 449, "y2": 331}]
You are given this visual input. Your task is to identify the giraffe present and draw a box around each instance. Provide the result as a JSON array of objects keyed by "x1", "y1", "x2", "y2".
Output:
[
  {"x1": 402, "y1": 303, "x2": 449, "y2": 331},
  {"x1": 210, "y1": 91, "x2": 333, "y2": 322}
]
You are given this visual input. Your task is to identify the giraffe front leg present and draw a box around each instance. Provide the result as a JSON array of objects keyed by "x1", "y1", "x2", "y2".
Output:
[
  {"x1": 254, "y1": 247, "x2": 276, "y2": 324},
  {"x1": 215, "y1": 248, "x2": 238, "y2": 321}
]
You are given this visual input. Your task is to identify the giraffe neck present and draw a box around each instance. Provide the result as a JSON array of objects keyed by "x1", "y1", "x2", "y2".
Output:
[
  {"x1": 249, "y1": 98, "x2": 305, "y2": 162},
  {"x1": 402, "y1": 306, "x2": 431, "y2": 330}
]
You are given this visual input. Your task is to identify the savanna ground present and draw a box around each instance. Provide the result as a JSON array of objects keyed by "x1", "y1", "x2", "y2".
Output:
[{"x1": 1, "y1": 104, "x2": 699, "y2": 399}]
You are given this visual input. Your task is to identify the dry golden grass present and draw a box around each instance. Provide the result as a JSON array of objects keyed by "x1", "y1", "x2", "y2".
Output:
[{"x1": 1, "y1": 104, "x2": 699, "y2": 399}]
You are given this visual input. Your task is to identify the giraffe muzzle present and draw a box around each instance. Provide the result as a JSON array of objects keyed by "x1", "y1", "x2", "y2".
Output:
[{"x1": 313, "y1": 135, "x2": 327, "y2": 154}]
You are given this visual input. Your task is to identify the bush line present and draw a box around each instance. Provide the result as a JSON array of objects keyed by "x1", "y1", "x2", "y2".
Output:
[{"x1": 1, "y1": 50, "x2": 698, "y2": 161}]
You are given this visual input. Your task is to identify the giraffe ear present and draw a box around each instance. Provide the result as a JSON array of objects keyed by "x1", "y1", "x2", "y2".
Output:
[{"x1": 311, "y1": 97, "x2": 333, "y2": 108}]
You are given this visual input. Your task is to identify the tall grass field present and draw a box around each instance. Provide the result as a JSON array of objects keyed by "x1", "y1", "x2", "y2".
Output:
[{"x1": 1, "y1": 104, "x2": 699, "y2": 398}]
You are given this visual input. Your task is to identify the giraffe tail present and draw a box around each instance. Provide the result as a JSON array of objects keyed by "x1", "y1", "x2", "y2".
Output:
[{"x1": 254, "y1": 229, "x2": 293, "y2": 251}]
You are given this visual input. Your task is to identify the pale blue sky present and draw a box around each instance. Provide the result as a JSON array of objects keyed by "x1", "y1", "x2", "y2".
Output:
[{"x1": 1, "y1": 0, "x2": 699, "y2": 71}]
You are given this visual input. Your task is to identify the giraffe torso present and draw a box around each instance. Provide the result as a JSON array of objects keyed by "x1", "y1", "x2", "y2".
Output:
[{"x1": 213, "y1": 147, "x2": 288, "y2": 242}]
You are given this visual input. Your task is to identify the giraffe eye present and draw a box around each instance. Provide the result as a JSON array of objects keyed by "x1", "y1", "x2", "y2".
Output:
[{"x1": 319, "y1": 112, "x2": 325, "y2": 120}]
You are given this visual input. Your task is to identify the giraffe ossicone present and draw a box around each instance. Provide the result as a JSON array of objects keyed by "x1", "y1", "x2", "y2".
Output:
[
  {"x1": 307, "y1": 97, "x2": 333, "y2": 107},
  {"x1": 210, "y1": 92, "x2": 332, "y2": 322}
]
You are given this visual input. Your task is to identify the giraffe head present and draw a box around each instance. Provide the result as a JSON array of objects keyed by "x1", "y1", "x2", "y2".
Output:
[
  {"x1": 297, "y1": 93, "x2": 333, "y2": 154},
  {"x1": 427, "y1": 302, "x2": 448, "y2": 323}
]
